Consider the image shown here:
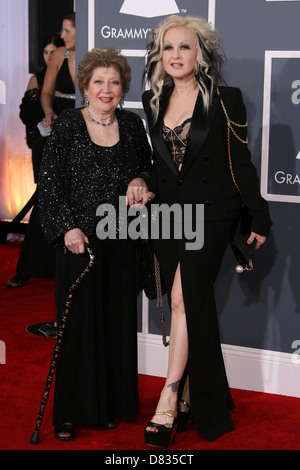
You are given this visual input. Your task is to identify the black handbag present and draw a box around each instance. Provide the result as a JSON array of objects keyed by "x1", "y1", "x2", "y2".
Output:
[
  {"x1": 231, "y1": 206, "x2": 256, "y2": 273},
  {"x1": 217, "y1": 87, "x2": 256, "y2": 273}
]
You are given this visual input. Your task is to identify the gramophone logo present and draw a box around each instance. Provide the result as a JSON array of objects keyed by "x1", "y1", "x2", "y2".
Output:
[{"x1": 119, "y1": 0, "x2": 180, "y2": 18}]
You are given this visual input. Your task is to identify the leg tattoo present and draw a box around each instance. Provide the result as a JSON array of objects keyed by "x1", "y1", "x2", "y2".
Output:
[{"x1": 167, "y1": 380, "x2": 181, "y2": 394}]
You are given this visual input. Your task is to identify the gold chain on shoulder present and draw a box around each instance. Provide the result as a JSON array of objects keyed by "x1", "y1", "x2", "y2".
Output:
[
  {"x1": 217, "y1": 87, "x2": 248, "y2": 191},
  {"x1": 217, "y1": 87, "x2": 248, "y2": 143}
]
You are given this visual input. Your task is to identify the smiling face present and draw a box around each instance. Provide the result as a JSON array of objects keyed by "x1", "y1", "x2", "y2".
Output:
[
  {"x1": 60, "y1": 19, "x2": 76, "y2": 50},
  {"x1": 85, "y1": 66, "x2": 123, "y2": 116},
  {"x1": 162, "y1": 26, "x2": 197, "y2": 82}
]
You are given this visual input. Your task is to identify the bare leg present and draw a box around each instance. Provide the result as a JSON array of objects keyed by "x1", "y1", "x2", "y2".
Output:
[{"x1": 146, "y1": 263, "x2": 188, "y2": 431}]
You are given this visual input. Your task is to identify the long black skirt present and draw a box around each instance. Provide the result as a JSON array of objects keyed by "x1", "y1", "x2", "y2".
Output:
[
  {"x1": 53, "y1": 237, "x2": 139, "y2": 428},
  {"x1": 153, "y1": 218, "x2": 237, "y2": 442},
  {"x1": 16, "y1": 197, "x2": 55, "y2": 279}
]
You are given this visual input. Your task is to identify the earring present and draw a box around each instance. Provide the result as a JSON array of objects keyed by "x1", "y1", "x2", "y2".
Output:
[
  {"x1": 84, "y1": 94, "x2": 89, "y2": 107},
  {"x1": 119, "y1": 97, "x2": 124, "y2": 110}
]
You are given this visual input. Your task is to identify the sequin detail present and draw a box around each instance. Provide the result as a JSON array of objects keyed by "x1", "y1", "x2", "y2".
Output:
[{"x1": 39, "y1": 107, "x2": 151, "y2": 245}]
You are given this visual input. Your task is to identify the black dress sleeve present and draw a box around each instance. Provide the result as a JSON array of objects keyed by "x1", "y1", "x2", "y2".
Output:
[
  {"x1": 38, "y1": 113, "x2": 77, "y2": 245},
  {"x1": 221, "y1": 87, "x2": 272, "y2": 236}
]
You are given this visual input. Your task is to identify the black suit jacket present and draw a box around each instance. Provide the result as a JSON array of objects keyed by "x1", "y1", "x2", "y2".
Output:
[{"x1": 142, "y1": 85, "x2": 272, "y2": 236}]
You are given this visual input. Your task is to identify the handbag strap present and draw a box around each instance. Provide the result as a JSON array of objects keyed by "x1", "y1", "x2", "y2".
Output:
[{"x1": 217, "y1": 87, "x2": 248, "y2": 191}]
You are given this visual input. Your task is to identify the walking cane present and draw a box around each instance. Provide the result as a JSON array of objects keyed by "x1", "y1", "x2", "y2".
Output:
[{"x1": 30, "y1": 244, "x2": 95, "y2": 444}]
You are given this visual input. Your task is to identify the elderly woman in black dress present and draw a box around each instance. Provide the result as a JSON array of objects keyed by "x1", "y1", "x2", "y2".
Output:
[{"x1": 39, "y1": 47, "x2": 152, "y2": 440}]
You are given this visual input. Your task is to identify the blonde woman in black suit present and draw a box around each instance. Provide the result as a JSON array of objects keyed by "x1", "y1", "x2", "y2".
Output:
[{"x1": 142, "y1": 15, "x2": 272, "y2": 447}]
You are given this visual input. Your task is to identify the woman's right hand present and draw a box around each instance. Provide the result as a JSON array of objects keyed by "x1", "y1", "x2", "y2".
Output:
[
  {"x1": 64, "y1": 228, "x2": 89, "y2": 254},
  {"x1": 41, "y1": 111, "x2": 57, "y2": 128}
]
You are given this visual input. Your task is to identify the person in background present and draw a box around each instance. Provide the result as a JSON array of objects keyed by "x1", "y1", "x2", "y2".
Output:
[
  {"x1": 38, "y1": 47, "x2": 152, "y2": 441},
  {"x1": 6, "y1": 33, "x2": 64, "y2": 288},
  {"x1": 142, "y1": 15, "x2": 272, "y2": 447},
  {"x1": 40, "y1": 12, "x2": 76, "y2": 129}
]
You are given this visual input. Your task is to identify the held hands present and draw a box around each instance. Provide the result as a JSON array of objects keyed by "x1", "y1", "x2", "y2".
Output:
[
  {"x1": 126, "y1": 177, "x2": 155, "y2": 207},
  {"x1": 247, "y1": 232, "x2": 266, "y2": 249},
  {"x1": 65, "y1": 179, "x2": 155, "y2": 254},
  {"x1": 64, "y1": 228, "x2": 89, "y2": 254}
]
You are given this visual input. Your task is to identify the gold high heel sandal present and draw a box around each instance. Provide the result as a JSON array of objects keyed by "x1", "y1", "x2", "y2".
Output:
[{"x1": 144, "y1": 410, "x2": 178, "y2": 448}]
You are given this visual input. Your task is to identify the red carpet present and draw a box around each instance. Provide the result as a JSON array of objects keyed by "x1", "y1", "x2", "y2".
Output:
[{"x1": 1, "y1": 241, "x2": 300, "y2": 452}]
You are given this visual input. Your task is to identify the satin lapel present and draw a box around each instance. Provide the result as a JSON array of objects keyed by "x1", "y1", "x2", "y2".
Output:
[
  {"x1": 180, "y1": 90, "x2": 220, "y2": 177},
  {"x1": 150, "y1": 86, "x2": 178, "y2": 176}
]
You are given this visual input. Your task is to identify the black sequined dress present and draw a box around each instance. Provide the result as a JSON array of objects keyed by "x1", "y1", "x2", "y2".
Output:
[{"x1": 39, "y1": 107, "x2": 151, "y2": 427}]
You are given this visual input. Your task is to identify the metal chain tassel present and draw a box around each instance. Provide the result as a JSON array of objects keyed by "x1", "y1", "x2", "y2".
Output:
[
  {"x1": 216, "y1": 86, "x2": 248, "y2": 192},
  {"x1": 30, "y1": 244, "x2": 95, "y2": 444},
  {"x1": 154, "y1": 253, "x2": 169, "y2": 347}
]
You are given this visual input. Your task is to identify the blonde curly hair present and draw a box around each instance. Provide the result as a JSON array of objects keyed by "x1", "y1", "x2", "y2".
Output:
[{"x1": 143, "y1": 15, "x2": 226, "y2": 123}]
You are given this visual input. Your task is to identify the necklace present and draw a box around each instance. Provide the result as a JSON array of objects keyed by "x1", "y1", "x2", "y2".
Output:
[{"x1": 86, "y1": 107, "x2": 115, "y2": 127}]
